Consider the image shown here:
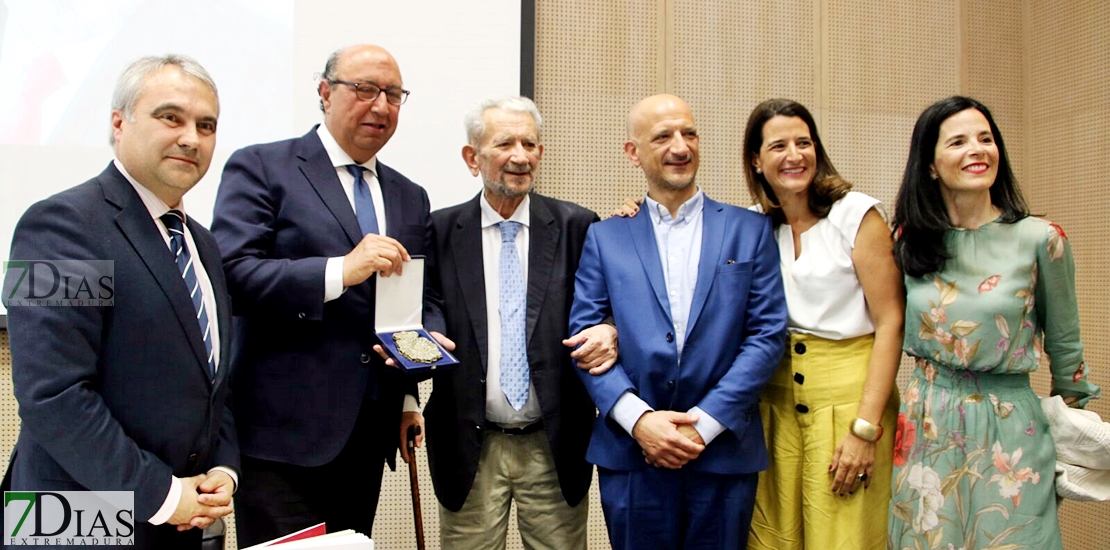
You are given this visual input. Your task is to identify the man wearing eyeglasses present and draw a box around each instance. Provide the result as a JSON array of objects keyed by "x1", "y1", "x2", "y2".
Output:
[{"x1": 210, "y1": 44, "x2": 449, "y2": 547}]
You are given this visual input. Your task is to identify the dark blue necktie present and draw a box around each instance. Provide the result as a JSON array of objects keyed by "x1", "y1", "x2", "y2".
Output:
[
  {"x1": 497, "y1": 221, "x2": 529, "y2": 410},
  {"x1": 161, "y1": 211, "x2": 216, "y2": 379},
  {"x1": 346, "y1": 164, "x2": 380, "y2": 235}
]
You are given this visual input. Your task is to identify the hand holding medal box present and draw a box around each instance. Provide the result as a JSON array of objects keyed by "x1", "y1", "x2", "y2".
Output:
[{"x1": 374, "y1": 256, "x2": 458, "y2": 374}]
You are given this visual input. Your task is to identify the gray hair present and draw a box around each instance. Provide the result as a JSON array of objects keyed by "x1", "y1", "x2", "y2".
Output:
[
  {"x1": 464, "y1": 96, "x2": 543, "y2": 146},
  {"x1": 109, "y1": 54, "x2": 218, "y2": 145},
  {"x1": 318, "y1": 48, "x2": 343, "y2": 113}
]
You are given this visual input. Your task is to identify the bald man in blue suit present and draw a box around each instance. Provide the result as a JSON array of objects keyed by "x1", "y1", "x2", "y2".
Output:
[{"x1": 568, "y1": 94, "x2": 787, "y2": 549}]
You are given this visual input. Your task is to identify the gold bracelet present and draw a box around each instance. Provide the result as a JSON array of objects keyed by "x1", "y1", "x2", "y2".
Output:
[{"x1": 850, "y1": 417, "x2": 883, "y2": 442}]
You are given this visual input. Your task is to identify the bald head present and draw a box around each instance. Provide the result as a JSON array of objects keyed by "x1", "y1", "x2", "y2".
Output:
[
  {"x1": 318, "y1": 44, "x2": 405, "y2": 163},
  {"x1": 336, "y1": 45, "x2": 400, "y2": 76},
  {"x1": 626, "y1": 94, "x2": 693, "y2": 140},
  {"x1": 624, "y1": 94, "x2": 700, "y2": 194},
  {"x1": 321, "y1": 45, "x2": 402, "y2": 93}
]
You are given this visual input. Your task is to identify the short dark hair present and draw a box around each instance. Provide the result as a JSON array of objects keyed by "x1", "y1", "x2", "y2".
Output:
[
  {"x1": 892, "y1": 96, "x2": 1028, "y2": 277},
  {"x1": 743, "y1": 98, "x2": 850, "y2": 226},
  {"x1": 318, "y1": 48, "x2": 342, "y2": 113}
]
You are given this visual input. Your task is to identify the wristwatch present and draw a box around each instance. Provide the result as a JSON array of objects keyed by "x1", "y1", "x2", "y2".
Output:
[{"x1": 850, "y1": 417, "x2": 883, "y2": 442}]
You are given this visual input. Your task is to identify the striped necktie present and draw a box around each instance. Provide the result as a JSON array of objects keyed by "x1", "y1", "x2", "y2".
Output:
[{"x1": 161, "y1": 211, "x2": 216, "y2": 378}]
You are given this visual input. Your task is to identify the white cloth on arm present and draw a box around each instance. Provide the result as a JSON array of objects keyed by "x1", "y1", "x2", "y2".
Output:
[{"x1": 1042, "y1": 395, "x2": 1110, "y2": 501}]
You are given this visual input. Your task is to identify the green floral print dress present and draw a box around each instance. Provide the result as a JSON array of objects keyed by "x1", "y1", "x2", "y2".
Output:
[{"x1": 888, "y1": 217, "x2": 1100, "y2": 550}]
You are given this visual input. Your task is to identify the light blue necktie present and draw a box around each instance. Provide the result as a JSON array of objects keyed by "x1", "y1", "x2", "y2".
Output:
[
  {"x1": 498, "y1": 221, "x2": 529, "y2": 410},
  {"x1": 161, "y1": 211, "x2": 216, "y2": 379},
  {"x1": 346, "y1": 164, "x2": 380, "y2": 235}
]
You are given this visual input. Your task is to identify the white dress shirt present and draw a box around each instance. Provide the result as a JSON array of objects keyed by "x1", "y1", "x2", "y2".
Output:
[
  {"x1": 311, "y1": 127, "x2": 427, "y2": 414},
  {"x1": 314, "y1": 126, "x2": 424, "y2": 416},
  {"x1": 318, "y1": 124, "x2": 388, "y2": 303},
  {"x1": 114, "y1": 159, "x2": 237, "y2": 524},
  {"x1": 480, "y1": 194, "x2": 542, "y2": 426}
]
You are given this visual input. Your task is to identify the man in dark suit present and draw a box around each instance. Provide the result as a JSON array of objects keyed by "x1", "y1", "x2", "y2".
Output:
[
  {"x1": 424, "y1": 96, "x2": 616, "y2": 550},
  {"x1": 210, "y1": 44, "x2": 449, "y2": 547},
  {"x1": 4, "y1": 54, "x2": 237, "y2": 549},
  {"x1": 569, "y1": 94, "x2": 788, "y2": 549}
]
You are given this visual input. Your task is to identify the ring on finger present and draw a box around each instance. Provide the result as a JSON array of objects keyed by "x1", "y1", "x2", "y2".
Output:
[{"x1": 857, "y1": 473, "x2": 868, "y2": 482}]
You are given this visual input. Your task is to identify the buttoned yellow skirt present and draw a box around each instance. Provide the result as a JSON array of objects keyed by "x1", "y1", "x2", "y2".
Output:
[{"x1": 748, "y1": 333, "x2": 898, "y2": 550}]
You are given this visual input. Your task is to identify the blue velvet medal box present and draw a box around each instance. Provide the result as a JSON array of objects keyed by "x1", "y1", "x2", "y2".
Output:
[{"x1": 374, "y1": 256, "x2": 458, "y2": 374}]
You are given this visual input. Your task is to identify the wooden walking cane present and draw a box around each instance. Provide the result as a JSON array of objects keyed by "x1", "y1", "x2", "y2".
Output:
[{"x1": 406, "y1": 424, "x2": 426, "y2": 550}]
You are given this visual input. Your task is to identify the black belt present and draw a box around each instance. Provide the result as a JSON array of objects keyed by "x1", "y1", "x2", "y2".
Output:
[{"x1": 486, "y1": 420, "x2": 544, "y2": 436}]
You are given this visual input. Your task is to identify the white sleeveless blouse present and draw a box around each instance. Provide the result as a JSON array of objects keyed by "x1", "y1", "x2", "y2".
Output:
[{"x1": 767, "y1": 191, "x2": 882, "y2": 340}]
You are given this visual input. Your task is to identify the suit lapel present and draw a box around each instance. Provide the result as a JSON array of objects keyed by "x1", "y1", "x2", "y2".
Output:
[
  {"x1": 526, "y1": 195, "x2": 557, "y2": 348},
  {"x1": 686, "y1": 198, "x2": 725, "y2": 335},
  {"x1": 101, "y1": 166, "x2": 212, "y2": 381},
  {"x1": 377, "y1": 160, "x2": 404, "y2": 238},
  {"x1": 629, "y1": 209, "x2": 671, "y2": 321},
  {"x1": 451, "y1": 197, "x2": 490, "y2": 371},
  {"x1": 297, "y1": 130, "x2": 363, "y2": 246}
]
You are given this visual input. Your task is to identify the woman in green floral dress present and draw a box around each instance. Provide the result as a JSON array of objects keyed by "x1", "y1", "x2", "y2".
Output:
[{"x1": 888, "y1": 96, "x2": 1100, "y2": 550}]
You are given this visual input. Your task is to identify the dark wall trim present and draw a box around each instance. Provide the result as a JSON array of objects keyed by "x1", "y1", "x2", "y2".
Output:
[
  {"x1": 520, "y1": 0, "x2": 535, "y2": 98},
  {"x1": 1, "y1": 315, "x2": 6, "y2": 330}
]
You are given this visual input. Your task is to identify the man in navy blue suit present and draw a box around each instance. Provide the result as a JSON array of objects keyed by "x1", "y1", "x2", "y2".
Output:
[
  {"x1": 569, "y1": 94, "x2": 788, "y2": 549},
  {"x1": 210, "y1": 44, "x2": 449, "y2": 547},
  {"x1": 4, "y1": 54, "x2": 238, "y2": 549}
]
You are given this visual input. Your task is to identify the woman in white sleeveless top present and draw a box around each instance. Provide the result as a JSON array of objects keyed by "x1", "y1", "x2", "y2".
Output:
[{"x1": 743, "y1": 99, "x2": 904, "y2": 550}]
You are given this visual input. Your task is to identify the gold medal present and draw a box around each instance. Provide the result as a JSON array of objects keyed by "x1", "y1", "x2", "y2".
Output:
[{"x1": 392, "y1": 330, "x2": 443, "y2": 363}]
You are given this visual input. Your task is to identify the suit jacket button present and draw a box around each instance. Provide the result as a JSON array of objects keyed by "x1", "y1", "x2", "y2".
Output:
[
  {"x1": 297, "y1": 312, "x2": 306, "y2": 319},
  {"x1": 187, "y1": 453, "x2": 199, "y2": 463},
  {"x1": 479, "y1": 378, "x2": 486, "y2": 384},
  {"x1": 360, "y1": 353, "x2": 371, "y2": 364},
  {"x1": 795, "y1": 404, "x2": 809, "y2": 413},
  {"x1": 794, "y1": 342, "x2": 806, "y2": 354},
  {"x1": 665, "y1": 332, "x2": 674, "y2": 343},
  {"x1": 666, "y1": 380, "x2": 675, "y2": 388}
]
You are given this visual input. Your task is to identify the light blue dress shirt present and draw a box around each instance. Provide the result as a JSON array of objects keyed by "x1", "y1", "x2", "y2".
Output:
[{"x1": 609, "y1": 189, "x2": 726, "y2": 444}]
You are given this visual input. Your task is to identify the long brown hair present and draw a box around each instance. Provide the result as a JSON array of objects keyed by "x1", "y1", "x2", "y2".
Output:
[{"x1": 743, "y1": 99, "x2": 850, "y2": 226}]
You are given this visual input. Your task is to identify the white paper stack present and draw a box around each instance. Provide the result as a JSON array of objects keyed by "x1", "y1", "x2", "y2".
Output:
[{"x1": 240, "y1": 523, "x2": 373, "y2": 550}]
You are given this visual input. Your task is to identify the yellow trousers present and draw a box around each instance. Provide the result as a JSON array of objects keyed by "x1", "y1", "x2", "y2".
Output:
[{"x1": 749, "y1": 333, "x2": 898, "y2": 550}]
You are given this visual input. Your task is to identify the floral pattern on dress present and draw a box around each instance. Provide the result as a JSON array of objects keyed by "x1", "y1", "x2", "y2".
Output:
[
  {"x1": 987, "y1": 440, "x2": 1040, "y2": 507},
  {"x1": 894, "y1": 412, "x2": 915, "y2": 467},
  {"x1": 888, "y1": 218, "x2": 1099, "y2": 550}
]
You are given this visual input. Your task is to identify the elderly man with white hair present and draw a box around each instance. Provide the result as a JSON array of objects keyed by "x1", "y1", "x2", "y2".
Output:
[{"x1": 422, "y1": 95, "x2": 616, "y2": 550}]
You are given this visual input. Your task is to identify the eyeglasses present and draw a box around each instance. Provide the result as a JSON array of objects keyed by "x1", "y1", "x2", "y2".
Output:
[{"x1": 329, "y1": 80, "x2": 410, "y2": 106}]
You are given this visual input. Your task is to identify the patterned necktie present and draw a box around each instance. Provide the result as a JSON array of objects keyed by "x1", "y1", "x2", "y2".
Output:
[
  {"x1": 161, "y1": 211, "x2": 216, "y2": 379},
  {"x1": 497, "y1": 221, "x2": 529, "y2": 410},
  {"x1": 346, "y1": 164, "x2": 380, "y2": 235}
]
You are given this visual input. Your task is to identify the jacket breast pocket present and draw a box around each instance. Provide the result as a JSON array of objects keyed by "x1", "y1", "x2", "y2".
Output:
[
  {"x1": 716, "y1": 260, "x2": 753, "y2": 274},
  {"x1": 715, "y1": 260, "x2": 753, "y2": 299}
]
